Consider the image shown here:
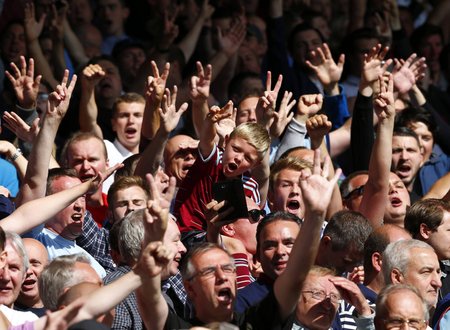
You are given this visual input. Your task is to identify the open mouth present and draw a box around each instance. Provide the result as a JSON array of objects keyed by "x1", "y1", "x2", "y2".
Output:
[
  {"x1": 72, "y1": 213, "x2": 83, "y2": 222},
  {"x1": 125, "y1": 127, "x2": 137, "y2": 135},
  {"x1": 397, "y1": 164, "x2": 411, "y2": 177},
  {"x1": 217, "y1": 288, "x2": 232, "y2": 303},
  {"x1": 286, "y1": 200, "x2": 300, "y2": 212},
  {"x1": 22, "y1": 279, "x2": 36, "y2": 291},
  {"x1": 390, "y1": 197, "x2": 402, "y2": 207}
]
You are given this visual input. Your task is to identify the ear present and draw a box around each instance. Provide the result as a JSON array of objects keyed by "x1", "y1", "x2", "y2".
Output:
[
  {"x1": 224, "y1": 135, "x2": 230, "y2": 145},
  {"x1": 111, "y1": 118, "x2": 117, "y2": 132},
  {"x1": 0, "y1": 251, "x2": 7, "y2": 270},
  {"x1": 321, "y1": 235, "x2": 332, "y2": 248},
  {"x1": 372, "y1": 252, "x2": 382, "y2": 273},
  {"x1": 221, "y1": 224, "x2": 235, "y2": 237},
  {"x1": 419, "y1": 223, "x2": 432, "y2": 240},
  {"x1": 391, "y1": 268, "x2": 404, "y2": 284}
]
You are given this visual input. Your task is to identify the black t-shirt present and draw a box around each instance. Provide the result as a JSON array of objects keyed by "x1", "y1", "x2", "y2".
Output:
[{"x1": 164, "y1": 290, "x2": 293, "y2": 330}]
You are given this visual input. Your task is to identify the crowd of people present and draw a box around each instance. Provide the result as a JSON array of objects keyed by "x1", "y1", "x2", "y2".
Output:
[{"x1": 0, "y1": 0, "x2": 448, "y2": 329}]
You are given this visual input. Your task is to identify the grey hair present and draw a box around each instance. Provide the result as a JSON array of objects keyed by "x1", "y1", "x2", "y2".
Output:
[
  {"x1": 38, "y1": 253, "x2": 91, "y2": 311},
  {"x1": 118, "y1": 209, "x2": 145, "y2": 264},
  {"x1": 181, "y1": 243, "x2": 234, "y2": 281},
  {"x1": 5, "y1": 231, "x2": 29, "y2": 277},
  {"x1": 375, "y1": 284, "x2": 429, "y2": 323},
  {"x1": 382, "y1": 239, "x2": 433, "y2": 285}
]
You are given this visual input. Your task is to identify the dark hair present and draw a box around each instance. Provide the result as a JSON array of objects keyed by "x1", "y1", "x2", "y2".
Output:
[
  {"x1": 256, "y1": 211, "x2": 302, "y2": 255},
  {"x1": 287, "y1": 23, "x2": 324, "y2": 55},
  {"x1": 323, "y1": 210, "x2": 372, "y2": 253},
  {"x1": 112, "y1": 38, "x2": 146, "y2": 60},
  {"x1": 392, "y1": 126, "x2": 421, "y2": 147},
  {"x1": 46, "y1": 168, "x2": 79, "y2": 196},
  {"x1": 410, "y1": 24, "x2": 444, "y2": 54},
  {"x1": 228, "y1": 72, "x2": 264, "y2": 105},
  {"x1": 114, "y1": 154, "x2": 141, "y2": 179},
  {"x1": 395, "y1": 107, "x2": 437, "y2": 141},
  {"x1": 404, "y1": 199, "x2": 450, "y2": 238}
]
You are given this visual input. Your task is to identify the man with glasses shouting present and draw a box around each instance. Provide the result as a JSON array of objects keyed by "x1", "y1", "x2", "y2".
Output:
[{"x1": 137, "y1": 150, "x2": 353, "y2": 329}]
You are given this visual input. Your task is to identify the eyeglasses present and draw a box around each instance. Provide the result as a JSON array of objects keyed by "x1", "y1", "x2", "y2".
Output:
[
  {"x1": 383, "y1": 318, "x2": 427, "y2": 329},
  {"x1": 248, "y1": 209, "x2": 266, "y2": 223},
  {"x1": 343, "y1": 185, "x2": 365, "y2": 200},
  {"x1": 188, "y1": 263, "x2": 236, "y2": 281},
  {"x1": 302, "y1": 290, "x2": 342, "y2": 305}
]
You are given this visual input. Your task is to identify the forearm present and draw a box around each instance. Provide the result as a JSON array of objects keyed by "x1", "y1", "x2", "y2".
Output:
[
  {"x1": 134, "y1": 128, "x2": 168, "y2": 178},
  {"x1": 73, "y1": 271, "x2": 142, "y2": 322},
  {"x1": 1, "y1": 179, "x2": 91, "y2": 234},
  {"x1": 18, "y1": 118, "x2": 61, "y2": 205},
  {"x1": 199, "y1": 118, "x2": 216, "y2": 158},
  {"x1": 351, "y1": 93, "x2": 374, "y2": 171},
  {"x1": 177, "y1": 16, "x2": 206, "y2": 63},
  {"x1": 359, "y1": 117, "x2": 394, "y2": 227},
  {"x1": 274, "y1": 209, "x2": 325, "y2": 319},
  {"x1": 136, "y1": 276, "x2": 168, "y2": 330},
  {"x1": 192, "y1": 99, "x2": 209, "y2": 138},
  {"x1": 27, "y1": 39, "x2": 58, "y2": 88},
  {"x1": 79, "y1": 88, "x2": 103, "y2": 138},
  {"x1": 63, "y1": 20, "x2": 89, "y2": 66},
  {"x1": 52, "y1": 41, "x2": 67, "y2": 81},
  {"x1": 142, "y1": 100, "x2": 162, "y2": 140}
]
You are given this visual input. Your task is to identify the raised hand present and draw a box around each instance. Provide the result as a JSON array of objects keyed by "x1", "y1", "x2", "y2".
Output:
[
  {"x1": 360, "y1": 44, "x2": 392, "y2": 90},
  {"x1": 159, "y1": 86, "x2": 189, "y2": 135},
  {"x1": 217, "y1": 16, "x2": 246, "y2": 57},
  {"x1": 392, "y1": 54, "x2": 427, "y2": 94},
  {"x1": 135, "y1": 241, "x2": 174, "y2": 278},
  {"x1": 5, "y1": 56, "x2": 42, "y2": 109},
  {"x1": 299, "y1": 149, "x2": 341, "y2": 215},
  {"x1": 305, "y1": 43, "x2": 345, "y2": 95},
  {"x1": 87, "y1": 163, "x2": 124, "y2": 194},
  {"x1": 270, "y1": 91, "x2": 295, "y2": 138},
  {"x1": 190, "y1": 62, "x2": 212, "y2": 102},
  {"x1": 329, "y1": 277, "x2": 372, "y2": 316},
  {"x1": 145, "y1": 61, "x2": 170, "y2": 103},
  {"x1": 256, "y1": 71, "x2": 283, "y2": 129},
  {"x1": 47, "y1": 70, "x2": 77, "y2": 120},
  {"x1": 81, "y1": 64, "x2": 105, "y2": 90},
  {"x1": 306, "y1": 114, "x2": 332, "y2": 150},
  {"x1": 2, "y1": 112, "x2": 40, "y2": 143},
  {"x1": 207, "y1": 101, "x2": 233, "y2": 124},
  {"x1": 374, "y1": 74, "x2": 395, "y2": 120},
  {"x1": 347, "y1": 265, "x2": 365, "y2": 284},
  {"x1": 296, "y1": 94, "x2": 323, "y2": 120},
  {"x1": 24, "y1": 2, "x2": 46, "y2": 42},
  {"x1": 215, "y1": 107, "x2": 236, "y2": 144}
]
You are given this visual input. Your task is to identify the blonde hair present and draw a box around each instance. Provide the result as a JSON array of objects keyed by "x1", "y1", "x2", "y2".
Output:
[
  {"x1": 229, "y1": 123, "x2": 270, "y2": 160},
  {"x1": 269, "y1": 157, "x2": 313, "y2": 191}
]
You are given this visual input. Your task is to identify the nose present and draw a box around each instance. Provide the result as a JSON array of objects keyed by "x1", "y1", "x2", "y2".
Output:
[
  {"x1": 0, "y1": 266, "x2": 11, "y2": 282},
  {"x1": 214, "y1": 265, "x2": 227, "y2": 282},
  {"x1": 74, "y1": 198, "x2": 84, "y2": 211},
  {"x1": 81, "y1": 159, "x2": 91, "y2": 170},
  {"x1": 432, "y1": 271, "x2": 442, "y2": 289},
  {"x1": 178, "y1": 241, "x2": 187, "y2": 254},
  {"x1": 275, "y1": 243, "x2": 287, "y2": 256}
]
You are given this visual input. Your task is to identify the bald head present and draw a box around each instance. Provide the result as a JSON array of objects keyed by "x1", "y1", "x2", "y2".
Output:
[{"x1": 163, "y1": 135, "x2": 199, "y2": 184}]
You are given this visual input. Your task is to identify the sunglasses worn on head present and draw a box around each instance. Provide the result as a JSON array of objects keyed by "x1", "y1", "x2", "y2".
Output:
[{"x1": 343, "y1": 185, "x2": 365, "y2": 200}]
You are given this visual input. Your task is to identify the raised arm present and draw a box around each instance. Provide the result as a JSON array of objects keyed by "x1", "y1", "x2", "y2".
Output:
[
  {"x1": 79, "y1": 64, "x2": 105, "y2": 138},
  {"x1": 17, "y1": 70, "x2": 76, "y2": 206},
  {"x1": 274, "y1": 150, "x2": 341, "y2": 320},
  {"x1": 190, "y1": 62, "x2": 212, "y2": 138},
  {"x1": 359, "y1": 74, "x2": 396, "y2": 227},
  {"x1": 23, "y1": 2, "x2": 59, "y2": 89},
  {"x1": 199, "y1": 102, "x2": 232, "y2": 158},
  {"x1": 136, "y1": 174, "x2": 174, "y2": 330},
  {"x1": 142, "y1": 61, "x2": 170, "y2": 140},
  {"x1": 134, "y1": 86, "x2": 188, "y2": 178},
  {"x1": 1, "y1": 169, "x2": 116, "y2": 235}
]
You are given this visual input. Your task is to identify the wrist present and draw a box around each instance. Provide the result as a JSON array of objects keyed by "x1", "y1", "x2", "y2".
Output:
[
  {"x1": 324, "y1": 82, "x2": 339, "y2": 96},
  {"x1": 7, "y1": 148, "x2": 22, "y2": 162}
]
